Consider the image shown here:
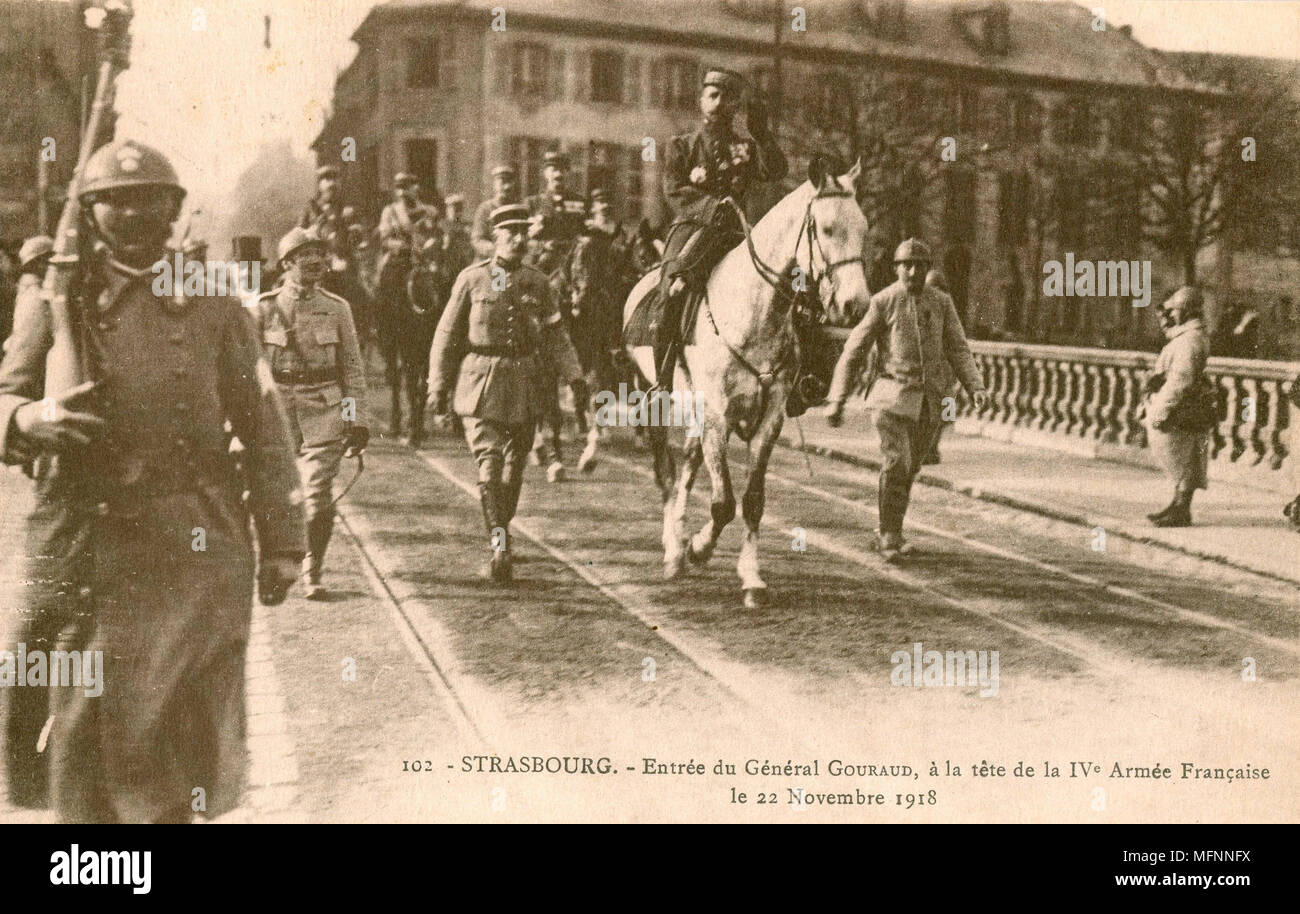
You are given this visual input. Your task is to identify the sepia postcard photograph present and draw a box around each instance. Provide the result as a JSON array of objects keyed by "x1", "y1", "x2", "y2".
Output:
[{"x1": 0, "y1": 0, "x2": 1296, "y2": 860}]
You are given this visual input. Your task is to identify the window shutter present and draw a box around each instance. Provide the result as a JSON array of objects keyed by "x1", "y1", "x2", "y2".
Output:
[
  {"x1": 573, "y1": 48, "x2": 590, "y2": 102},
  {"x1": 494, "y1": 39, "x2": 514, "y2": 96},
  {"x1": 649, "y1": 57, "x2": 665, "y2": 109},
  {"x1": 550, "y1": 47, "x2": 566, "y2": 101},
  {"x1": 624, "y1": 56, "x2": 642, "y2": 107}
]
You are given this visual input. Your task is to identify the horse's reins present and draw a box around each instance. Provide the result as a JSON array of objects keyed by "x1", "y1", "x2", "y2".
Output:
[{"x1": 702, "y1": 192, "x2": 859, "y2": 394}]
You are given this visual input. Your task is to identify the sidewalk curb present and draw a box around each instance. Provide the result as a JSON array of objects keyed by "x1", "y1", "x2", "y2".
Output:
[{"x1": 776, "y1": 432, "x2": 1300, "y2": 588}]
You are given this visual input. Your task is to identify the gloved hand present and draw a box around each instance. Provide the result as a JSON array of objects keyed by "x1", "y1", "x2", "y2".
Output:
[
  {"x1": 570, "y1": 378, "x2": 590, "y2": 409},
  {"x1": 11, "y1": 381, "x2": 105, "y2": 455},
  {"x1": 971, "y1": 390, "x2": 991, "y2": 411},
  {"x1": 825, "y1": 400, "x2": 845, "y2": 428},
  {"x1": 257, "y1": 555, "x2": 300, "y2": 606},
  {"x1": 343, "y1": 424, "x2": 369, "y2": 454}
]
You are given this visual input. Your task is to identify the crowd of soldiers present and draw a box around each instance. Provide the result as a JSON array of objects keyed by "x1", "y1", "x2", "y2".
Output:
[{"x1": 1, "y1": 62, "x2": 1297, "y2": 825}]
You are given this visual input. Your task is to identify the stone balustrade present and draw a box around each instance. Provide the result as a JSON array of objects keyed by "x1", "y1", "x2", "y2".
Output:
[{"x1": 822, "y1": 329, "x2": 1299, "y2": 488}]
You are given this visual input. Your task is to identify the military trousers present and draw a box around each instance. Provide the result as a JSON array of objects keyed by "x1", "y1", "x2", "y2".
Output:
[
  {"x1": 874, "y1": 394, "x2": 944, "y2": 535},
  {"x1": 295, "y1": 438, "x2": 345, "y2": 523},
  {"x1": 463, "y1": 417, "x2": 535, "y2": 485}
]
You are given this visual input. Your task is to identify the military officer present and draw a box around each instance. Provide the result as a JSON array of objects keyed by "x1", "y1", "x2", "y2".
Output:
[
  {"x1": 440, "y1": 193, "x2": 475, "y2": 280},
  {"x1": 0, "y1": 139, "x2": 304, "y2": 822},
  {"x1": 251, "y1": 227, "x2": 369, "y2": 599},
  {"x1": 471, "y1": 165, "x2": 521, "y2": 260},
  {"x1": 426, "y1": 204, "x2": 585, "y2": 584},
  {"x1": 825, "y1": 238, "x2": 990, "y2": 563},
  {"x1": 654, "y1": 67, "x2": 788, "y2": 394},
  {"x1": 524, "y1": 151, "x2": 588, "y2": 481}
]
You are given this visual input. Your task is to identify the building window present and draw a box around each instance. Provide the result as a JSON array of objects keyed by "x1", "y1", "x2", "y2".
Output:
[
  {"x1": 1110, "y1": 99, "x2": 1143, "y2": 152},
  {"x1": 943, "y1": 167, "x2": 977, "y2": 242},
  {"x1": 407, "y1": 37, "x2": 440, "y2": 88},
  {"x1": 590, "y1": 50, "x2": 625, "y2": 104},
  {"x1": 1011, "y1": 93, "x2": 1043, "y2": 144},
  {"x1": 958, "y1": 85, "x2": 980, "y2": 134},
  {"x1": 509, "y1": 136, "x2": 551, "y2": 197},
  {"x1": 998, "y1": 170, "x2": 1029, "y2": 245},
  {"x1": 587, "y1": 142, "x2": 619, "y2": 199},
  {"x1": 655, "y1": 56, "x2": 699, "y2": 111},
  {"x1": 404, "y1": 138, "x2": 439, "y2": 201},
  {"x1": 1053, "y1": 97, "x2": 1093, "y2": 148},
  {"x1": 1053, "y1": 168, "x2": 1086, "y2": 249},
  {"x1": 625, "y1": 146, "x2": 644, "y2": 222},
  {"x1": 511, "y1": 42, "x2": 551, "y2": 98}
]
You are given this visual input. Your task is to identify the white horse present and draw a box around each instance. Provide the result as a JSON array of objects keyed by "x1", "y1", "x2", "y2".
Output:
[{"x1": 623, "y1": 157, "x2": 871, "y2": 608}]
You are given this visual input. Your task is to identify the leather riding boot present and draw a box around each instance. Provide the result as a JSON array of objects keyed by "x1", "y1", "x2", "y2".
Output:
[
  {"x1": 1154, "y1": 486, "x2": 1194, "y2": 527},
  {"x1": 877, "y1": 486, "x2": 908, "y2": 562},
  {"x1": 303, "y1": 510, "x2": 335, "y2": 599},
  {"x1": 478, "y1": 482, "x2": 512, "y2": 584},
  {"x1": 502, "y1": 473, "x2": 524, "y2": 525},
  {"x1": 1146, "y1": 498, "x2": 1179, "y2": 523}
]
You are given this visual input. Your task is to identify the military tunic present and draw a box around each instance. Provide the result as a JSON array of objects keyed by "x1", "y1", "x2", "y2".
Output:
[
  {"x1": 249, "y1": 282, "x2": 366, "y2": 522},
  {"x1": 427, "y1": 257, "x2": 581, "y2": 483},
  {"x1": 0, "y1": 259, "x2": 304, "y2": 822}
]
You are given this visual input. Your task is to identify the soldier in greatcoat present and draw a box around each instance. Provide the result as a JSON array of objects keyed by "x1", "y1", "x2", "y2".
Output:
[
  {"x1": 0, "y1": 139, "x2": 304, "y2": 822},
  {"x1": 826, "y1": 238, "x2": 989, "y2": 562}
]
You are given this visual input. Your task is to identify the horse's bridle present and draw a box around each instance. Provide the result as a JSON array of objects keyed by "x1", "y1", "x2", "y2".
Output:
[{"x1": 709, "y1": 192, "x2": 864, "y2": 391}]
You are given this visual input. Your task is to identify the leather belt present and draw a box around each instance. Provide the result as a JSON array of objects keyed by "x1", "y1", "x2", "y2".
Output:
[
  {"x1": 468, "y1": 345, "x2": 536, "y2": 359},
  {"x1": 273, "y1": 367, "x2": 337, "y2": 385}
]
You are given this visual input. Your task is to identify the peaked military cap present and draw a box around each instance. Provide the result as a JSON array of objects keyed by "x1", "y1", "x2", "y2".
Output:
[
  {"x1": 393, "y1": 172, "x2": 418, "y2": 188},
  {"x1": 542, "y1": 151, "x2": 569, "y2": 170},
  {"x1": 490, "y1": 204, "x2": 532, "y2": 230},
  {"x1": 316, "y1": 165, "x2": 339, "y2": 180},
  {"x1": 893, "y1": 237, "x2": 933, "y2": 264},
  {"x1": 491, "y1": 164, "x2": 517, "y2": 178},
  {"x1": 702, "y1": 67, "x2": 743, "y2": 92}
]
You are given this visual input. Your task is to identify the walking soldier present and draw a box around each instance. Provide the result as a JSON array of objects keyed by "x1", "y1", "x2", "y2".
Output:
[
  {"x1": 251, "y1": 227, "x2": 369, "y2": 599},
  {"x1": 825, "y1": 238, "x2": 990, "y2": 563},
  {"x1": 0, "y1": 139, "x2": 304, "y2": 822},
  {"x1": 653, "y1": 67, "x2": 788, "y2": 394},
  {"x1": 426, "y1": 204, "x2": 585, "y2": 584}
]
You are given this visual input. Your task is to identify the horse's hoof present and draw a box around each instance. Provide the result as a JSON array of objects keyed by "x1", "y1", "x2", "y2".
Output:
[
  {"x1": 546, "y1": 462, "x2": 567, "y2": 483},
  {"x1": 686, "y1": 542, "x2": 711, "y2": 566},
  {"x1": 663, "y1": 559, "x2": 686, "y2": 581},
  {"x1": 577, "y1": 450, "x2": 598, "y2": 473},
  {"x1": 742, "y1": 587, "x2": 768, "y2": 609}
]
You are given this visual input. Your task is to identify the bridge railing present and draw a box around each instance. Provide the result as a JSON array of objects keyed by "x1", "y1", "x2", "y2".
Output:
[{"x1": 822, "y1": 329, "x2": 1299, "y2": 488}]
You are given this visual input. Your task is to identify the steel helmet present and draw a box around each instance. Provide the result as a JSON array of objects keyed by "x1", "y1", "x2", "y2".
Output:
[
  {"x1": 277, "y1": 226, "x2": 326, "y2": 267},
  {"x1": 78, "y1": 139, "x2": 186, "y2": 202},
  {"x1": 892, "y1": 237, "x2": 933, "y2": 264}
]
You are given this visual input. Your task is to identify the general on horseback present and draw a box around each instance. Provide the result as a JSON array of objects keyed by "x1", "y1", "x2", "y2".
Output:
[
  {"x1": 623, "y1": 66, "x2": 873, "y2": 608},
  {"x1": 651, "y1": 68, "x2": 789, "y2": 404}
]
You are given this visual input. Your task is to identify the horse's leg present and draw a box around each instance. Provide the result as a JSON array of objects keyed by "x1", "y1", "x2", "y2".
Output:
[
  {"x1": 647, "y1": 423, "x2": 679, "y2": 572},
  {"x1": 578, "y1": 354, "x2": 612, "y2": 473},
  {"x1": 687, "y1": 420, "x2": 735, "y2": 567},
  {"x1": 737, "y1": 406, "x2": 785, "y2": 609},
  {"x1": 663, "y1": 432, "x2": 703, "y2": 580}
]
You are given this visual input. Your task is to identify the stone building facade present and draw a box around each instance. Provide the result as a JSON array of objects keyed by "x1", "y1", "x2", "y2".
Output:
[{"x1": 314, "y1": 0, "x2": 1234, "y2": 348}]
